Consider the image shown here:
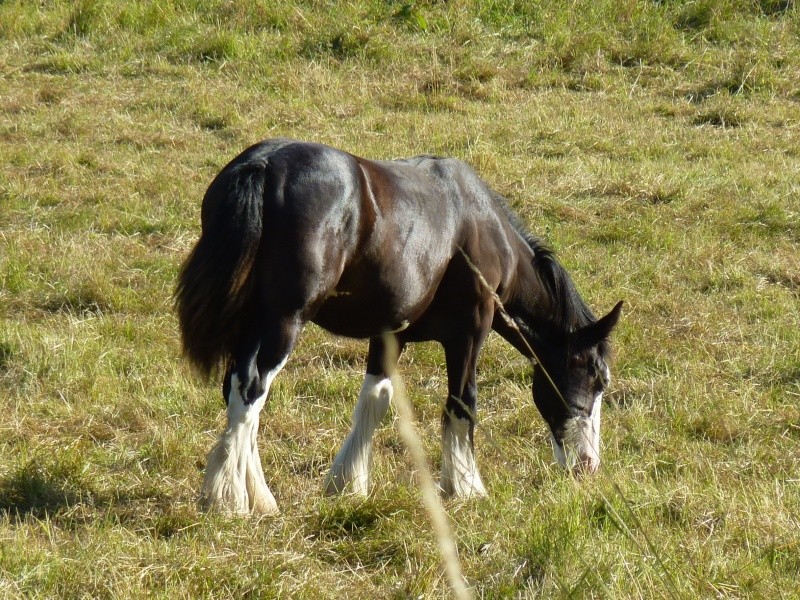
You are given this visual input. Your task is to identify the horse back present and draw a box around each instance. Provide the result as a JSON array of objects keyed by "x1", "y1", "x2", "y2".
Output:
[{"x1": 227, "y1": 140, "x2": 519, "y2": 337}]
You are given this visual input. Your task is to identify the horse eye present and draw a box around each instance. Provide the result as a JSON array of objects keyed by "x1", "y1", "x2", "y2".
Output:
[
  {"x1": 594, "y1": 362, "x2": 609, "y2": 387},
  {"x1": 584, "y1": 357, "x2": 600, "y2": 380}
]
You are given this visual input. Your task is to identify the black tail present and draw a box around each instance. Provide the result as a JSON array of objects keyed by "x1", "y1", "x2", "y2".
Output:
[{"x1": 175, "y1": 159, "x2": 268, "y2": 377}]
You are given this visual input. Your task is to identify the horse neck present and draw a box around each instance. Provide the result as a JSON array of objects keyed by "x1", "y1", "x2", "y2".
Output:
[{"x1": 504, "y1": 241, "x2": 592, "y2": 357}]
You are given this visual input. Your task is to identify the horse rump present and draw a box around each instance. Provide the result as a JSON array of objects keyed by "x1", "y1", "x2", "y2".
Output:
[{"x1": 175, "y1": 159, "x2": 267, "y2": 377}]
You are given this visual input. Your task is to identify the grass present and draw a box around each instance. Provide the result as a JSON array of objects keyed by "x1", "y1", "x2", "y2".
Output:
[{"x1": 1, "y1": 0, "x2": 799, "y2": 597}]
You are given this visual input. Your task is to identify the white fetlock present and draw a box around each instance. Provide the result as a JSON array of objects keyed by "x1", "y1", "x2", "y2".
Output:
[
  {"x1": 245, "y1": 414, "x2": 279, "y2": 515},
  {"x1": 324, "y1": 375, "x2": 393, "y2": 496},
  {"x1": 199, "y1": 423, "x2": 251, "y2": 514},
  {"x1": 199, "y1": 362, "x2": 285, "y2": 515},
  {"x1": 440, "y1": 416, "x2": 487, "y2": 498}
]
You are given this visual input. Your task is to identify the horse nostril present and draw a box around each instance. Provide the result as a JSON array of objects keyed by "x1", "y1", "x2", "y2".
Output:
[{"x1": 572, "y1": 452, "x2": 599, "y2": 477}]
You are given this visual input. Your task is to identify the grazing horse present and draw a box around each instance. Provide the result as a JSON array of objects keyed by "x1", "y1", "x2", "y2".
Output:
[{"x1": 176, "y1": 139, "x2": 622, "y2": 515}]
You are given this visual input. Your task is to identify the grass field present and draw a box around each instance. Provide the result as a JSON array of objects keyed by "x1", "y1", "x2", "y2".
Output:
[{"x1": 1, "y1": 1, "x2": 799, "y2": 597}]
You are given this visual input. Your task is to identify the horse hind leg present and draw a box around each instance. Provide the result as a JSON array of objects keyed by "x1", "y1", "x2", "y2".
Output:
[
  {"x1": 200, "y1": 317, "x2": 300, "y2": 515},
  {"x1": 199, "y1": 360, "x2": 285, "y2": 515},
  {"x1": 244, "y1": 402, "x2": 277, "y2": 514},
  {"x1": 323, "y1": 337, "x2": 398, "y2": 496}
]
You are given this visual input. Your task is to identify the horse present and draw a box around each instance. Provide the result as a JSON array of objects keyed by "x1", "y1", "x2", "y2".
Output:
[{"x1": 175, "y1": 138, "x2": 623, "y2": 515}]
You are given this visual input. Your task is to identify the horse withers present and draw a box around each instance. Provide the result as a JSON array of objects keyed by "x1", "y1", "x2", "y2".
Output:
[{"x1": 175, "y1": 139, "x2": 622, "y2": 514}]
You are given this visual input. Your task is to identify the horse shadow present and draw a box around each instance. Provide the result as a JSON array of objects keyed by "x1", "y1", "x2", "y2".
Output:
[
  {"x1": 0, "y1": 461, "x2": 189, "y2": 539},
  {"x1": 0, "y1": 463, "x2": 81, "y2": 520}
]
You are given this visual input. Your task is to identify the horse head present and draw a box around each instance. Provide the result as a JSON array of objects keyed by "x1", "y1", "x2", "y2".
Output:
[{"x1": 531, "y1": 301, "x2": 623, "y2": 476}]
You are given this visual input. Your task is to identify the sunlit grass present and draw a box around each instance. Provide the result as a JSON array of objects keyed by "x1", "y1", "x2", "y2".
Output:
[{"x1": 1, "y1": 0, "x2": 798, "y2": 597}]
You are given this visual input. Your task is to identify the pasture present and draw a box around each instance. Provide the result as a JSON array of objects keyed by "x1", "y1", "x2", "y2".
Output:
[{"x1": 1, "y1": 1, "x2": 798, "y2": 597}]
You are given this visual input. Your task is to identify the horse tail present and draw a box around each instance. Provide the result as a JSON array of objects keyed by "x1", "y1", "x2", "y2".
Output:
[{"x1": 175, "y1": 158, "x2": 268, "y2": 377}]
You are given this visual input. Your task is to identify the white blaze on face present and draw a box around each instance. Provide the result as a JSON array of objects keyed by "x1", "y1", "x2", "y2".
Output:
[
  {"x1": 550, "y1": 397, "x2": 602, "y2": 474},
  {"x1": 551, "y1": 363, "x2": 609, "y2": 475}
]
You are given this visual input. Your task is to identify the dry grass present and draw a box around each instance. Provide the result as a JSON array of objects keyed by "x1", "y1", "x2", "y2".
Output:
[{"x1": 1, "y1": 1, "x2": 799, "y2": 597}]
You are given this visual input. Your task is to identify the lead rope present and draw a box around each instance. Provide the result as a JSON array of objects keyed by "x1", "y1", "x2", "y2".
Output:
[
  {"x1": 456, "y1": 246, "x2": 568, "y2": 410},
  {"x1": 456, "y1": 245, "x2": 684, "y2": 599}
]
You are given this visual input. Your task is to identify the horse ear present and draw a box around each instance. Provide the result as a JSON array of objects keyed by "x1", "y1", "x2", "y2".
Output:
[
  {"x1": 573, "y1": 301, "x2": 623, "y2": 349},
  {"x1": 598, "y1": 300, "x2": 624, "y2": 337}
]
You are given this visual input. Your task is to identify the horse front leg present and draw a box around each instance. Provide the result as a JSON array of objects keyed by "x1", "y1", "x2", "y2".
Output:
[
  {"x1": 323, "y1": 336, "x2": 402, "y2": 496},
  {"x1": 440, "y1": 326, "x2": 491, "y2": 498},
  {"x1": 200, "y1": 316, "x2": 301, "y2": 515}
]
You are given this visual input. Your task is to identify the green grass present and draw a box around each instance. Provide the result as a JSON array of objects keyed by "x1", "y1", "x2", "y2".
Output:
[{"x1": 1, "y1": 0, "x2": 799, "y2": 597}]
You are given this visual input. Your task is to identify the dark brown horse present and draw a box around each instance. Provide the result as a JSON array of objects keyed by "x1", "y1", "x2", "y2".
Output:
[{"x1": 176, "y1": 139, "x2": 622, "y2": 514}]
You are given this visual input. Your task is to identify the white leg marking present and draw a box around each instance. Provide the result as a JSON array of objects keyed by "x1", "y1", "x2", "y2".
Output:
[
  {"x1": 244, "y1": 409, "x2": 279, "y2": 515},
  {"x1": 324, "y1": 374, "x2": 392, "y2": 496},
  {"x1": 440, "y1": 416, "x2": 487, "y2": 498},
  {"x1": 199, "y1": 358, "x2": 287, "y2": 514}
]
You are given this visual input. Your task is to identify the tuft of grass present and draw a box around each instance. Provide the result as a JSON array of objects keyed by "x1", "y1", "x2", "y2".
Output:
[{"x1": 64, "y1": 0, "x2": 107, "y2": 39}]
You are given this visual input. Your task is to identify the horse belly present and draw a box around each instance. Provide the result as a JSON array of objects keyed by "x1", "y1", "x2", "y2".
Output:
[{"x1": 311, "y1": 273, "x2": 436, "y2": 339}]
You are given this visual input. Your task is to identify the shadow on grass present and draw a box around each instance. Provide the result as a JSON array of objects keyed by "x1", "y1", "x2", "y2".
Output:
[
  {"x1": 0, "y1": 460, "x2": 87, "y2": 520},
  {"x1": 311, "y1": 498, "x2": 385, "y2": 541},
  {"x1": 0, "y1": 459, "x2": 196, "y2": 540},
  {"x1": 309, "y1": 497, "x2": 422, "y2": 573}
]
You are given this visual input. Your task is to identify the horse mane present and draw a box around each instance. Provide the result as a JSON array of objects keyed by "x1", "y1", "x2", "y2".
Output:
[
  {"x1": 525, "y1": 235, "x2": 596, "y2": 332},
  {"x1": 490, "y1": 191, "x2": 597, "y2": 333}
]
